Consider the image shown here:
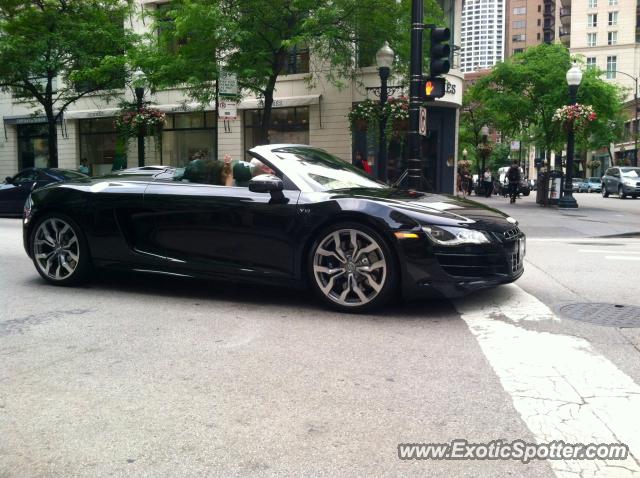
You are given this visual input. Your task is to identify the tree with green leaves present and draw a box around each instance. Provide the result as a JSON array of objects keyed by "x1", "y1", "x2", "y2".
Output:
[
  {"x1": 469, "y1": 43, "x2": 625, "y2": 167},
  {"x1": 133, "y1": 0, "x2": 442, "y2": 145},
  {"x1": 0, "y1": 0, "x2": 136, "y2": 167}
]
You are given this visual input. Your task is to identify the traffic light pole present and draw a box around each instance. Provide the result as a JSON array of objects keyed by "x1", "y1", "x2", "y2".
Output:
[{"x1": 407, "y1": 0, "x2": 424, "y2": 190}]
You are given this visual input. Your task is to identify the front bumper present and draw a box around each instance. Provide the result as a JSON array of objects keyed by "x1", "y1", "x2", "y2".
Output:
[{"x1": 397, "y1": 227, "x2": 526, "y2": 300}]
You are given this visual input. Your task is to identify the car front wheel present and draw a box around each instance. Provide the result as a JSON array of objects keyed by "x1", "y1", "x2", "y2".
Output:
[
  {"x1": 309, "y1": 223, "x2": 397, "y2": 312},
  {"x1": 602, "y1": 185, "x2": 609, "y2": 198},
  {"x1": 618, "y1": 186, "x2": 626, "y2": 199},
  {"x1": 30, "y1": 213, "x2": 91, "y2": 286}
]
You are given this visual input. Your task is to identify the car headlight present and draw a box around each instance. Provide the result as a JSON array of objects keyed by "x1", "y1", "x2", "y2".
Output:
[
  {"x1": 623, "y1": 178, "x2": 635, "y2": 186},
  {"x1": 422, "y1": 225, "x2": 491, "y2": 246}
]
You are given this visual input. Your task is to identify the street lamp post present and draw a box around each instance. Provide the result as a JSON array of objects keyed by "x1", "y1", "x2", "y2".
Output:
[
  {"x1": 133, "y1": 69, "x2": 146, "y2": 168},
  {"x1": 376, "y1": 42, "x2": 395, "y2": 182},
  {"x1": 559, "y1": 63, "x2": 582, "y2": 209}
]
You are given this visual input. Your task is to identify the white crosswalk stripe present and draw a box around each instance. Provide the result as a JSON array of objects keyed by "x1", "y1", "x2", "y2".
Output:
[{"x1": 454, "y1": 284, "x2": 640, "y2": 478}]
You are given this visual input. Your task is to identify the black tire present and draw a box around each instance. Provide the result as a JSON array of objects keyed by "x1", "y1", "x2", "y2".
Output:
[
  {"x1": 602, "y1": 185, "x2": 609, "y2": 198},
  {"x1": 618, "y1": 186, "x2": 626, "y2": 199},
  {"x1": 307, "y1": 222, "x2": 398, "y2": 313},
  {"x1": 30, "y1": 212, "x2": 91, "y2": 286}
]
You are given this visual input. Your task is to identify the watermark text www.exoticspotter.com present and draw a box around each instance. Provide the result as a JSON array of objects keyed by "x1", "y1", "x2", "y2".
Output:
[{"x1": 398, "y1": 439, "x2": 629, "y2": 463}]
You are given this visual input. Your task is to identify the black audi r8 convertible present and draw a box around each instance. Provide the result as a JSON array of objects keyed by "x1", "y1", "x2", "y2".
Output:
[{"x1": 22, "y1": 145, "x2": 525, "y2": 312}]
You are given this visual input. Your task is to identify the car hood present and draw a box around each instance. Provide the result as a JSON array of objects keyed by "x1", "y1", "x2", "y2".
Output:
[{"x1": 330, "y1": 188, "x2": 518, "y2": 232}]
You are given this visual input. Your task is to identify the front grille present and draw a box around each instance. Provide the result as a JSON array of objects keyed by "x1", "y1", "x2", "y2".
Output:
[
  {"x1": 503, "y1": 227, "x2": 521, "y2": 241},
  {"x1": 511, "y1": 248, "x2": 523, "y2": 272},
  {"x1": 434, "y1": 251, "x2": 509, "y2": 278}
]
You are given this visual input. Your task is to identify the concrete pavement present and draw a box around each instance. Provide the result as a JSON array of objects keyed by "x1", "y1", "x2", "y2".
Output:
[{"x1": 1, "y1": 192, "x2": 639, "y2": 477}]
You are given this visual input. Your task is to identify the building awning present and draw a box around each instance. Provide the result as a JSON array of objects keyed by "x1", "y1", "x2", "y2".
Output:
[
  {"x1": 63, "y1": 102, "x2": 215, "y2": 120},
  {"x1": 63, "y1": 108, "x2": 119, "y2": 120},
  {"x1": 3, "y1": 114, "x2": 62, "y2": 124},
  {"x1": 238, "y1": 94, "x2": 321, "y2": 110}
]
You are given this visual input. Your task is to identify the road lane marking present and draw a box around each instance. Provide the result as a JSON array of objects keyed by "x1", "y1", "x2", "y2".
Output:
[
  {"x1": 604, "y1": 256, "x2": 640, "y2": 261},
  {"x1": 454, "y1": 285, "x2": 640, "y2": 478},
  {"x1": 579, "y1": 250, "x2": 640, "y2": 254}
]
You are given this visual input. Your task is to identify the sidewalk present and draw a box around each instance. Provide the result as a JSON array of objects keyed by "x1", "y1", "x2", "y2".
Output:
[{"x1": 464, "y1": 192, "x2": 640, "y2": 239}]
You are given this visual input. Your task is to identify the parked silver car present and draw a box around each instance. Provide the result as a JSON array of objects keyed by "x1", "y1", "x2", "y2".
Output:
[
  {"x1": 580, "y1": 177, "x2": 602, "y2": 193},
  {"x1": 602, "y1": 167, "x2": 640, "y2": 199}
]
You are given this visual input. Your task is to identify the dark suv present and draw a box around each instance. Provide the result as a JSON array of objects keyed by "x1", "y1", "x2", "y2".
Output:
[{"x1": 602, "y1": 167, "x2": 640, "y2": 199}]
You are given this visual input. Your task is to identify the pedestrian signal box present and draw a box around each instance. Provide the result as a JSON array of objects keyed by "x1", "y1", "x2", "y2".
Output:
[{"x1": 422, "y1": 77, "x2": 446, "y2": 100}]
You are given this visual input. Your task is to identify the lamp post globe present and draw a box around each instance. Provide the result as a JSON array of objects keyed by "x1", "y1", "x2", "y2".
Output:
[
  {"x1": 376, "y1": 42, "x2": 394, "y2": 182},
  {"x1": 559, "y1": 63, "x2": 582, "y2": 209}
]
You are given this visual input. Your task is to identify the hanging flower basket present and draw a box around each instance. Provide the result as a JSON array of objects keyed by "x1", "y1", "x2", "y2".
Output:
[
  {"x1": 383, "y1": 95, "x2": 409, "y2": 142},
  {"x1": 476, "y1": 142, "x2": 493, "y2": 156},
  {"x1": 347, "y1": 99, "x2": 380, "y2": 133},
  {"x1": 553, "y1": 103, "x2": 597, "y2": 133},
  {"x1": 115, "y1": 103, "x2": 166, "y2": 139}
]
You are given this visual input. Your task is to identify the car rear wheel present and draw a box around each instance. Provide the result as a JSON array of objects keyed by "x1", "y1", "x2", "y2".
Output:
[
  {"x1": 309, "y1": 223, "x2": 397, "y2": 312},
  {"x1": 618, "y1": 186, "x2": 626, "y2": 199},
  {"x1": 602, "y1": 185, "x2": 609, "y2": 198},
  {"x1": 30, "y1": 213, "x2": 91, "y2": 285}
]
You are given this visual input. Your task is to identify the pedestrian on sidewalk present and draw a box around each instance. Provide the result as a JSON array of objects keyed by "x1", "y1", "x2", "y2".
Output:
[
  {"x1": 507, "y1": 161, "x2": 521, "y2": 204},
  {"x1": 483, "y1": 169, "x2": 493, "y2": 198}
]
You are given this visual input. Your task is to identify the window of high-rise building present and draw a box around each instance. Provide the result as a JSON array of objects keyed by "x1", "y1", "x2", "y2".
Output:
[
  {"x1": 513, "y1": 20, "x2": 526, "y2": 28},
  {"x1": 606, "y1": 56, "x2": 617, "y2": 78},
  {"x1": 537, "y1": 32, "x2": 541, "y2": 40},
  {"x1": 586, "y1": 57, "x2": 597, "y2": 68},
  {"x1": 587, "y1": 33, "x2": 597, "y2": 46},
  {"x1": 537, "y1": 18, "x2": 541, "y2": 26},
  {"x1": 512, "y1": 34, "x2": 526, "y2": 41},
  {"x1": 538, "y1": 4, "x2": 541, "y2": 11},
  {"x1": 608, "y1": 0, "x2": 617, "y2": 5},
  {"x1": 608, "y1": 11, "x2": 618, "y2": 26},
  {"x1": 513, "y1": 7, "x2": 526, "y2": 14},
  {"x1": 588, "y1": 0, "x2": 597, "y2": 8},
  {"x1": 587, "y1": 14, "x2": 598, "y2": 27},
  {"x1": 608, "y1": 31, "x2": 618, "y2": 44}
]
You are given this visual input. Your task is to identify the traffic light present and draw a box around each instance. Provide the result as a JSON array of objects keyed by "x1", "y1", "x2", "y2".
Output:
[
  {"x1": 430, "y1": 27, "x2": 451, "y2": 77},
  {"x1": 422, "y1": 77, "x2": 446, "y2": 100}
]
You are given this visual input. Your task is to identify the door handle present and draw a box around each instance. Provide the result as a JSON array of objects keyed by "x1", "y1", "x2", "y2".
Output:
[{"x1": 30, "y1": 181, "x2": 37, "y2": 191}]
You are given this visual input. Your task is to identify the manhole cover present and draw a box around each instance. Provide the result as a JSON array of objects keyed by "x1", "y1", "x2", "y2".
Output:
[{"x1": 557, "y1": 303, "x2": 640, "y2": 328}]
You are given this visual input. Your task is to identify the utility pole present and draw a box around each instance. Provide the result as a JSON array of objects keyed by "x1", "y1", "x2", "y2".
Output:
[{"x1": 407, "y1": 0, "x2": 424, "y2": 190}]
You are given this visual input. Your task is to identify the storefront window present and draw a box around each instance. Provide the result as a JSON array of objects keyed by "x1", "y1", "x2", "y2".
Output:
[
  {"x1": 17, "y1": 124, "x2": 50, "y2": 170},
  {"x1": 79, "y1": 118, "x2": 119, "y2": 176},
  {"x1": 243, "y1": 107, "x2": 309, "y2": 159},
  {"x1": 161, "y1": 111, "x2": 216, "y2": 167}
]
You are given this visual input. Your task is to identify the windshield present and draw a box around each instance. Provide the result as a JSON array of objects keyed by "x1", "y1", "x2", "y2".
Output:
[
  {"x1": 588, "y1": 178, "x2": 599, "y2": 183},
  {"x1": 621, "y1": 168, "x2": 640, "y2": 178},
  {"x1": 50, "y1": 170, "x2": 88, "y2": 180},
  {"x1": 271, "y1": 146, "x2": 388, "y2": 192}
]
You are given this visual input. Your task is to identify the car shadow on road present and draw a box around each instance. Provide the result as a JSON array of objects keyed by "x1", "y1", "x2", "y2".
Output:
[{"x1": 24, "y1": 269, "x2": 459, "y2": 321}]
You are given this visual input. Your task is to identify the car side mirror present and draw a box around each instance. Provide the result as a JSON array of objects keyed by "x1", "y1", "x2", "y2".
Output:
[
  {"x1": 249, "y1": 174, "x2": 287, "y2": 203},
  {"x1": 5, "y1": 176, "x2": 13, "y2": 184},
  {"x1": 249, "y1": 174, "x2": 283, "y2": 193}
]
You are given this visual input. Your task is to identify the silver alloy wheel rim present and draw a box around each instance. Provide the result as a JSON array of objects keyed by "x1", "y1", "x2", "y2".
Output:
[
  {"x1": 33, "y1": 218, "x2": 80, "y2": 281},
  {"x1": 312, "y1": 228, "x2": 387, "y2": 307}
]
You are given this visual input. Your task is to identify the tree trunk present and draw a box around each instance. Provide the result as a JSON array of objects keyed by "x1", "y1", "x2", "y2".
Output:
[
  {"x1": 259, "y1": 73, "x2": 279, "y2": 145},
  {"x1": 44, "y1": 76, "x2": 58, "y2": 168},
  {"x1": 45, "y1": 107, "x2": 58, "y2": 168}
]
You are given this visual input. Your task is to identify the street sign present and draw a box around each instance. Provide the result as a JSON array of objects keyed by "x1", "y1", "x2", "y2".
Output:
[
  {"x1": 419, "y1": 106, "x2": 427, "y2": 136},
  {"x1": 510, "y1": 140, "x2": 520, "y2": 150},
  {"x1": 422, "y1": 77, "x2": 446, "y2": 100},
  {"x1": 218, "y1": 100, "x2": 237, "y2": 120},
  {"x1": 218, "y1": 70, "x2": 238, "y2": 98}
]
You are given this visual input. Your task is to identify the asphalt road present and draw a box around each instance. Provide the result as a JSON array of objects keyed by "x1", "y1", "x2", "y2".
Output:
[{"x1": 1, "y1": 192, "x2": 639, "y2": 477}]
